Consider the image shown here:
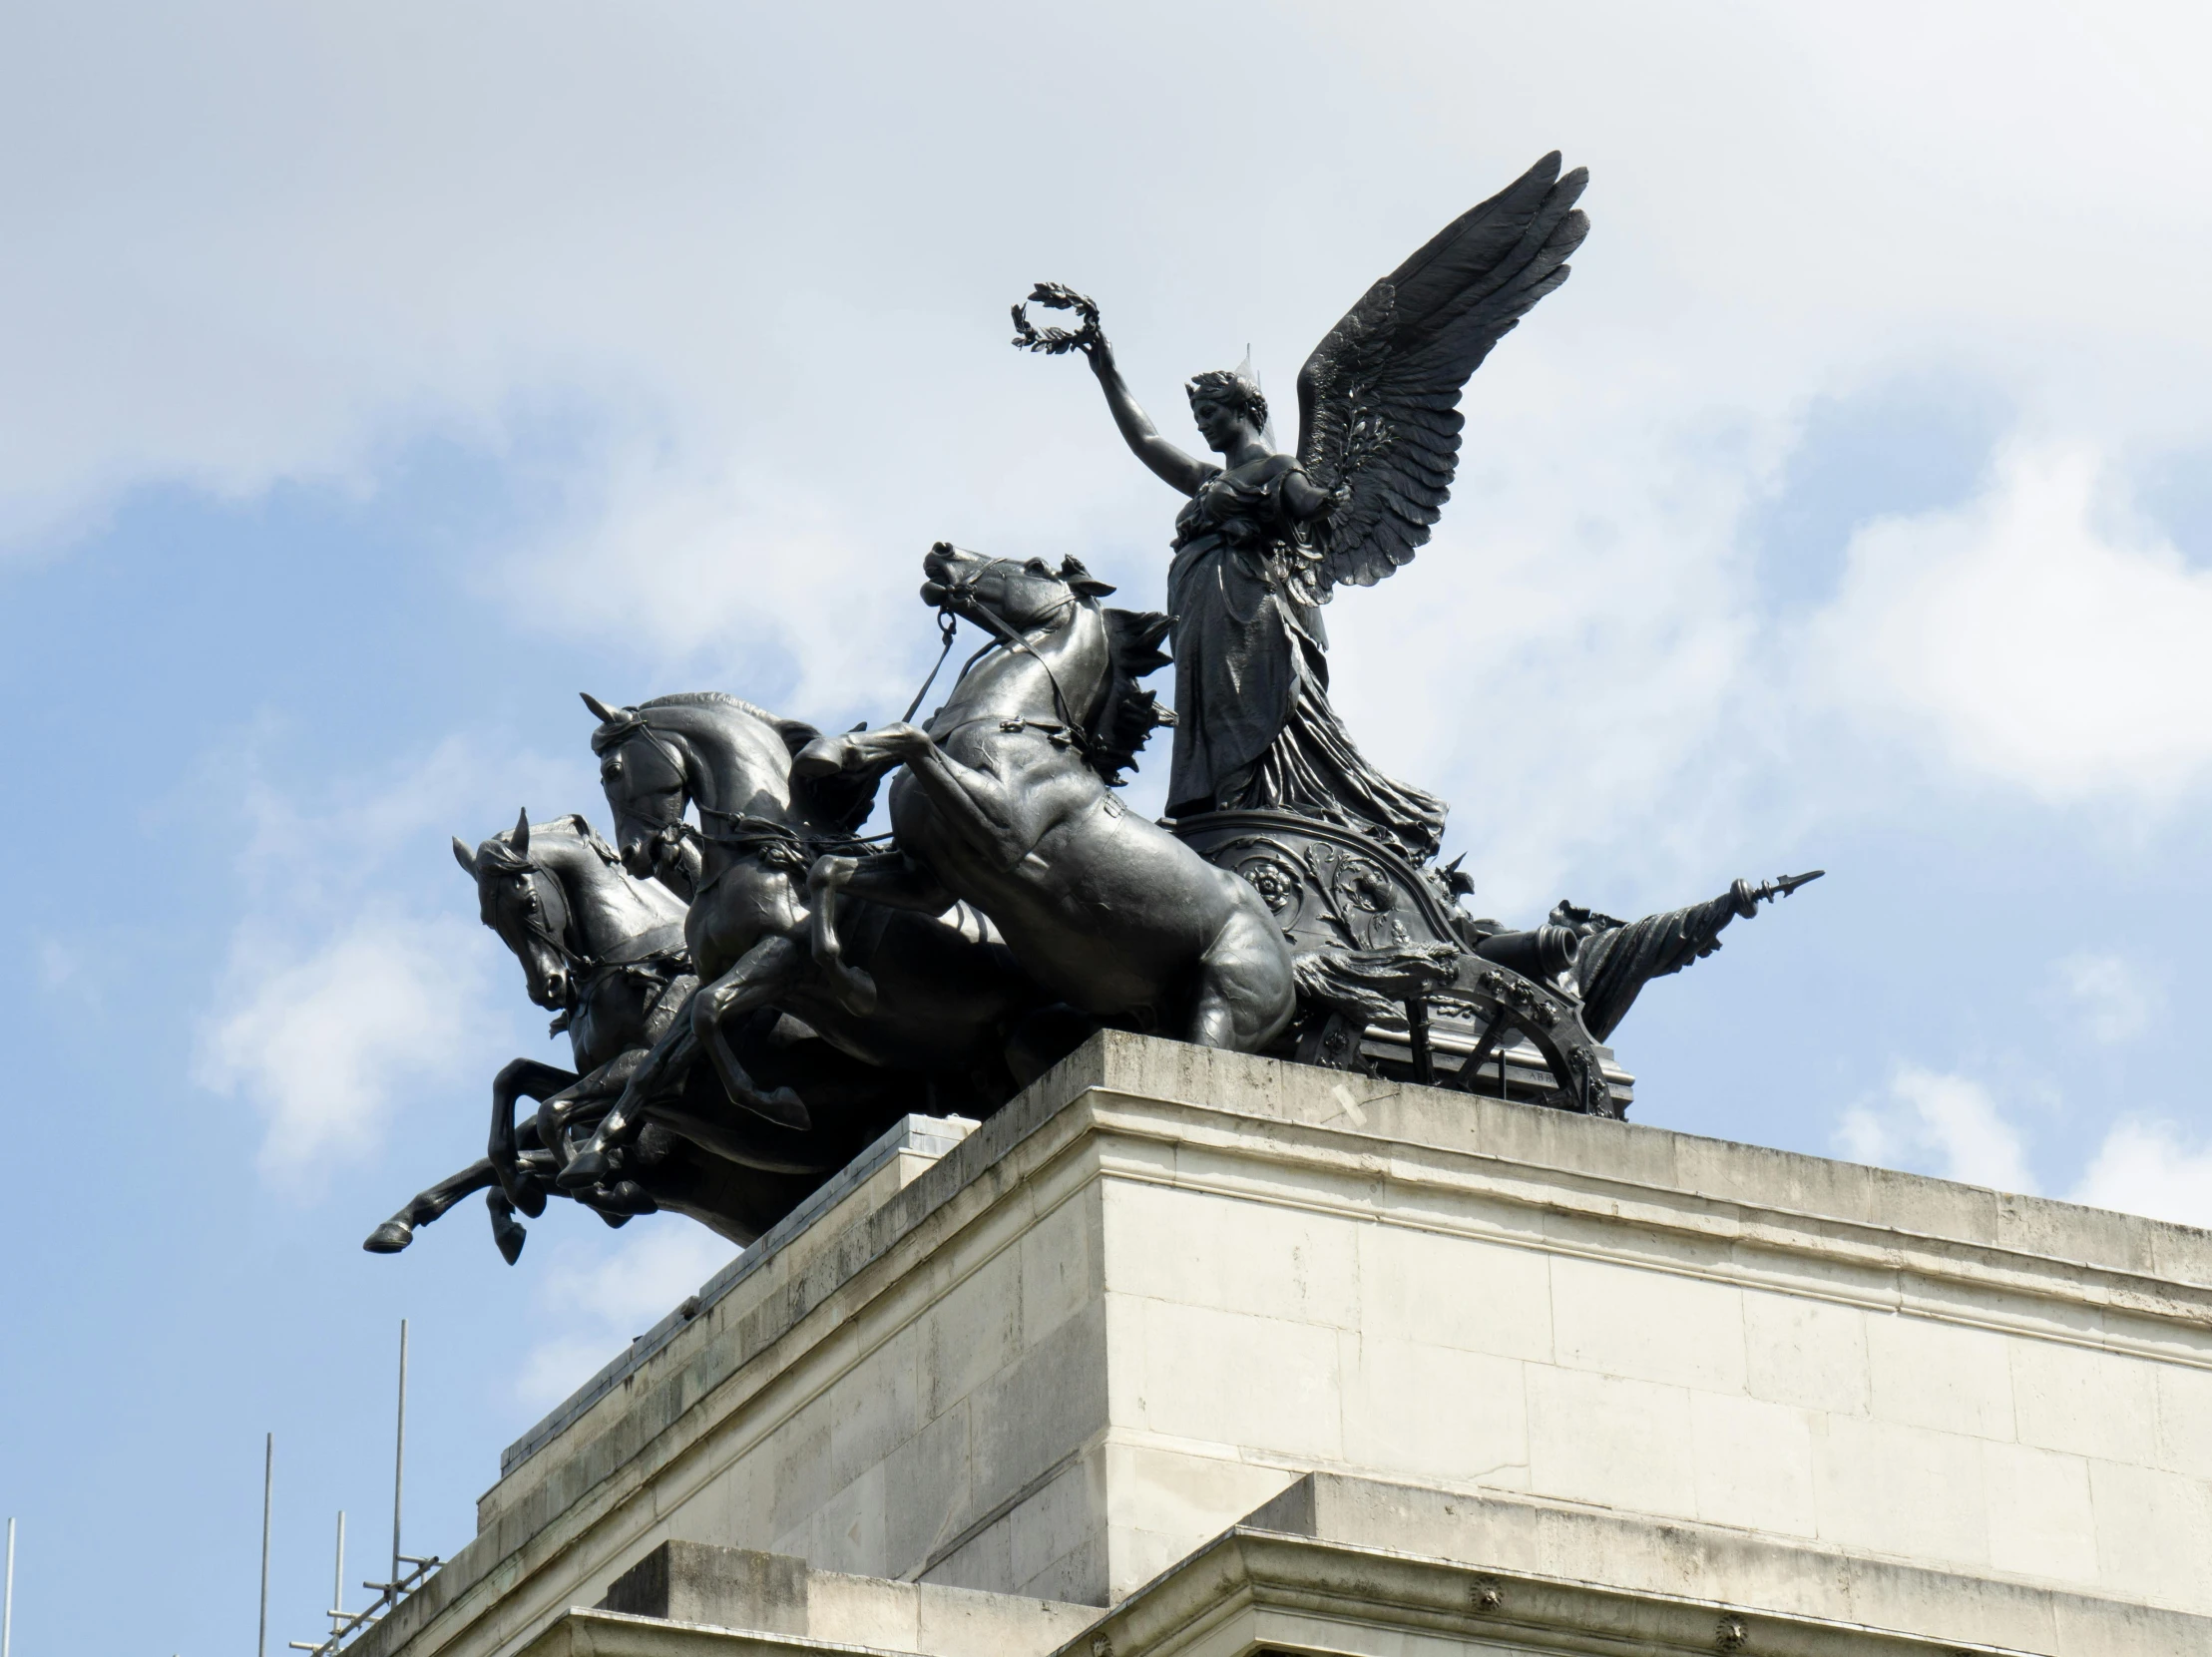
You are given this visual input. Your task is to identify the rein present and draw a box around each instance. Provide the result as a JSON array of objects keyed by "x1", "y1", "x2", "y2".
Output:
[
  {"x1": 901, "y1": 610, "x2": 973, "y2": 722},
  {"x1": 694, "y1": 805, "x2": 871, "y2": 864}
]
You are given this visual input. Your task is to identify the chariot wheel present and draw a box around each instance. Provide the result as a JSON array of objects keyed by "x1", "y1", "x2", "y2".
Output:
[
  {"x1": 1287, "y1": 953, "x2": 1617, "y2": 1118},
  {"x1": 1176, "y1": 807, "x2": 1621, "y2": 1118}
]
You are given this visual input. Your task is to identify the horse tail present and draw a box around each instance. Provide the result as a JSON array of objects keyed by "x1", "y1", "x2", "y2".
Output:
[{"x1": 1093, "y1": 609, "x2": 1177, "y2": 785}]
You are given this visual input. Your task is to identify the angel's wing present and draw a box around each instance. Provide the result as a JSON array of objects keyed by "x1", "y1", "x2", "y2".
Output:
[{"x1": 1296, "y1": 153, "x2": 1588, "y2": 598}]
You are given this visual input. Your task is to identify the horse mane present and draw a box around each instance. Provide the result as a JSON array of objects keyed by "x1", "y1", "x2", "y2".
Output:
[
  {"x1": 618, "y1": 692, "x2": 879, "y2": 833},
  {"x1": 636, "y1": 689, "x2": 782, "y2": 723},
  {"x1": 474, "y1": 832, "x2": 530, "y2": 873},
  {"x1": 1086, "y1": 608, "x2": 1176, "y2": 787},
  {"x1": 476, "y1": 813, "x2": 625, "y2": 871},
  {"x1": 560, "y1": 813, "x2": 626, "y2": 867}
]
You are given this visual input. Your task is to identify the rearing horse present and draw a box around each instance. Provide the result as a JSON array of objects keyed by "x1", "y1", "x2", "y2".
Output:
[
  {"x1": 797, "y1": 545, "x2": 1296, "y2": 1050},
  {"x1": 556, "y1": 691, "x2": 1048, "y2": 1192},
  {"x1": 365, "y1": 810, "x2": 915, "y2": 1259}
]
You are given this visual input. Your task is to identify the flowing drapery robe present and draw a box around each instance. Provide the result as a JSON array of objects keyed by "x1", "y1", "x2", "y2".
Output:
[{"x1": 1165, "y1": 456, "x2": 1446, "y2": 863}]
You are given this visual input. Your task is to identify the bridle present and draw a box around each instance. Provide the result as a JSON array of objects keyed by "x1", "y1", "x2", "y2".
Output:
[
  {"x1": 486, "y1": 847, "x2": 687, "y2": 1029},
  {"x1": 602, "y1": 712, "x2": 871, "y2": 895},
  {"x1": 598, "y1": 714, "x2": 708, "y2": 878},
  {"x1": 909, "y1": 558, "x2": 1098, "y2": 759}
]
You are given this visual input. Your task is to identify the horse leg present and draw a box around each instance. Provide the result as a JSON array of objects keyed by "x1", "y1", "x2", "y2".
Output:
[
  {"x1": 898, "y1": 739, "x2": 1041, "y2": 870},
  {"x1": 803, "y1": 849, "x2": 965, "y2": 1013},
  {"x1": 804, "y1": 724, "x2": 1036, "y2": 871},
  {"x1": 804, "y1": 854, "x2": 879, "y2": 1015},
  {"x1": 491, "y1": 1058, "x2": 578, "y2": 1217},
  {"x1": 818, "y1": 848, "x2": 957, "y2": 914},
  {"x1": 791, "y1": 726, "x2": 916, "y2": 787},
  {"x1": 1187, "y1": 905, "x2": 1299, "y2": 1053},
  {"x1": 688, "y1": 935, "x2": 811, "y2": 1129},
  {"x1": 363, "y1": 1158, "x2": 500, "y2": 1254},
  {"x1": 533, "y1": 1037, "x2": 684, "y2": 1187},
  {"x1": 486, "y1": 1190, "x2": 528, "y2": 1264},
  {"x1": 554, "y1": 1018, "x2": 693, "y2": 1189},
  {"x1": 560, "y1": 939, "x2": 806, "y2": 1187}
]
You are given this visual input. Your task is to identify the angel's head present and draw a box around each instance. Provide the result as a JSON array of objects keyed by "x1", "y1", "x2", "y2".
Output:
[{"x1": 1186, "y1": 370, "x2": 1268, "y2": 455}]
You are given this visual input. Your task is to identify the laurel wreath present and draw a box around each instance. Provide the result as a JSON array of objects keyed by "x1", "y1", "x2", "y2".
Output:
[{"x1": 1010, "y1": 282, "x2": 1103, "y2": 354}]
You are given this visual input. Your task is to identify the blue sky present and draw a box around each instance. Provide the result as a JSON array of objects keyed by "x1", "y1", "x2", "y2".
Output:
[{"x1": 5, "y1": 3, "x2": 2212, "y2": 1652}]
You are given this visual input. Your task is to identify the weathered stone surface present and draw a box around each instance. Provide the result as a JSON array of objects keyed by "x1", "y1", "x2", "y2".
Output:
[
  {"x1": 597, "y1": 1543, "x2": 806, "y2": 1632},
  {"x1": 364, "y1": 1034, "x2": 2212, "y2": 1657},
  {"x1": 519, "y1": 1542, "x2": 1094, "y2": 1657},
  {"x1": 1210, "y1": 1473, "x2": 2212, "y2": 1657}
]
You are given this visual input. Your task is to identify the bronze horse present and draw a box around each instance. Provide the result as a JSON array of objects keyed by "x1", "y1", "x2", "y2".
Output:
[
  {"x1": 555, "y1": 692, "x2": 1058, "y2": 1193},
  {"x1": 365, "y1": 810, "x2": 914, "y2": 1259},
  {"x1": 797, "y1": 546, "x2": 1297, "y2": 1050}
]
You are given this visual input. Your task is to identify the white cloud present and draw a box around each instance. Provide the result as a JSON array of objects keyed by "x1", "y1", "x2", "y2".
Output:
[
  {"x1": 2070, "y1": 1119, "x2": 2212, "y2": 1231},
  {"x1": 196, "y1": 912, "x2": 493, "y2": 1177},
  {"x1": 1834, "y1": 1064, "x2": 2038, "y2": 1194},
  {"x1": 1838, "y1": 1064, "x2": 2212, "y2": 1233},
  {"x1": 510, "y1": 450, "x2": 930, "y2": 722},
  {"x1": 5, "y1": 5, "x2": 2210, "y2": 761},
  {"x1": 7, "y1": 5, "x2": 2212, "y2": 924},
  {"x1": 1807, "y1": 445, "x2": 2212, "y2": 802},
  {"x1": 517, "y1": 1225, "x2": 739, "y2": 1410},
  {"x1": 190, "y1": 731, "x2": 574, "y2": 1181},
  {"x1": 2052, "y1": 953, "x2": 2160, "y2": 1045}
]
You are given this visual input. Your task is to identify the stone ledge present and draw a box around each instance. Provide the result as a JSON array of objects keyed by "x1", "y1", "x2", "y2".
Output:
[
  {"x1": 1078, "y1": 1088, "x2": 2212, "y2": 1364},
  {"x1": 1067, "y1": 1036, "x2": 2212, "y2": 1295},
  {"x1": 1084, "y1": 1473, "x2": 2212, "y2": 1657},
  {"x1": 506, "y1": 1538, "x2": 1096, "y2": 1657}
]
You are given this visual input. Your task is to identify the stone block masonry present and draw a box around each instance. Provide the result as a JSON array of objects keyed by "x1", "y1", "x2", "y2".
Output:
[{"x1": 357, "y1": 1033, "x2": 2212, "y2": 1657}]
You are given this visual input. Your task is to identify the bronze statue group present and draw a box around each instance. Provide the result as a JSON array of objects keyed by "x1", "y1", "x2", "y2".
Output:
[{"x1": 367, "y1": 157, "x2": 1818, "y2": 1263}]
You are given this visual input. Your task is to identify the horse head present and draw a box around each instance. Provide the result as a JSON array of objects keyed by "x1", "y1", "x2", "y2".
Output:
[
  {"x1": 918, "y1": 544, "x2": 1173, "y2": 786},
  {"x1": 586, "y1": 696, "x2": 701, "y2": 894},
  {"x1": 586, "y1": 691, "x2": 880, "y2": 893},
  {"x1": 454, "y1": 807, "x2": 578, "y2": 1011}
]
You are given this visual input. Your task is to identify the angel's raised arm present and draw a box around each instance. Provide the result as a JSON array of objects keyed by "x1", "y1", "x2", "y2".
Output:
[{"x1": 1085, "y1": 337, "x2": 1212, "y2": 497}]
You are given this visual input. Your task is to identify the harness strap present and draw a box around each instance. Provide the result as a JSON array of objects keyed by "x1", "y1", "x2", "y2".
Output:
[
  {"x1": 927, "y1": 561, "x2": 1100, "y2": 761},
  {"x1": 901, "y1": 610, "x2": 966, "y2": 722},
  {"x1": 931, "y1": 714, "x2": 1084, "y2": 749}
]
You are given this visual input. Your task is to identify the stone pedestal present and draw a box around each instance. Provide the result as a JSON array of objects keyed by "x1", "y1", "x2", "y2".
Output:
[{"x1": 358, "y1": 1034, "x2": 2212, "y2": 1657}]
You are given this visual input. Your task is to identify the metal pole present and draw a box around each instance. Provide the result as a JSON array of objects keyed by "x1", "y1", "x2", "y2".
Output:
[
  {"x1": 258, "y1": 1434, "x2": 273, "y2": 1657},
  {"x1": 331, "y1": 1510, "x2": 345, "y2": 1625},
  {"x1": 390, "y1": 1320, "x2": 407, "y2": 1588},
  {"x1": 4, "y1": 1514, "x2": 17, "y2": 1657}
]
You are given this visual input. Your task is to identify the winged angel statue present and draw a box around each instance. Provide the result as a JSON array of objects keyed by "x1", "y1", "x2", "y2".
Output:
[
  {"x1": 1037, "y1": 154, "x2": 1587, "y2": 865},
  {"x1": 360, "y1": 153, "x2": 1838, "y2": 1266}
]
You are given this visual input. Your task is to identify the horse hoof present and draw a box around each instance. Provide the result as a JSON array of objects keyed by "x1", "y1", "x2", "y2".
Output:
[
  {"x1": 790, "y1": 735, "x2": 845, "y2": 779},
  {"x1": 747, "y1": 1087, "x2": 812, "y2": 1132},
  {"x1": 602, "y1": 1180, "x2": 660, "y2": 1217},
  {"x1": 494, "y1": 1221, "x2": 527, "y2": 1265},
  {"x1": 363, "y1": 1221, "x2": 413, "y2": 1254},
  {"x1": 558, "y1": 1149, "x2": 613, "y2": 1189}
]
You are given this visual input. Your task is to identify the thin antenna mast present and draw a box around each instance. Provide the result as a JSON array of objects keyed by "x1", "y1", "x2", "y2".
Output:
[
  {"x1": 4, "y1": 1514, "x2": 17, "y2": 1657},
  {"x1": 257, "y1": 1435, "x2": 274, "y2": 1657},
  {"x1": 390, "y1": 1320, "x2": 407, "y2": 1588},
  {"x1": 287, "y1": 1324, "x2": 438, "y2": 1657}
]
